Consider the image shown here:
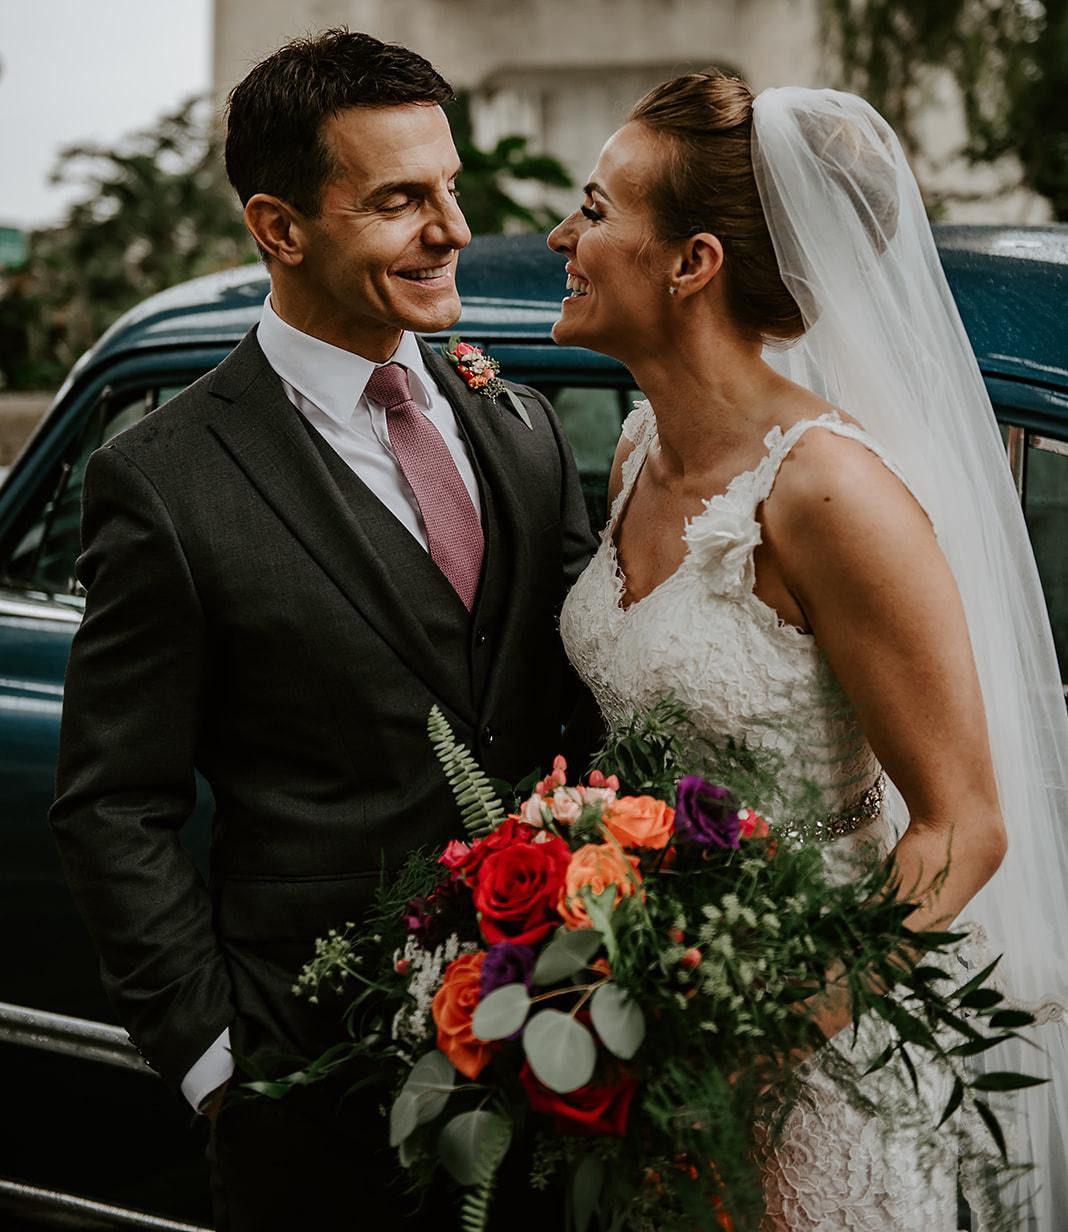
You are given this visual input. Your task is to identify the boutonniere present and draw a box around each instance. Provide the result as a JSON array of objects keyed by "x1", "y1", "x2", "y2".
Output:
[{"x1": 441, "y1": 335, "x2": 533, "y2": 430}]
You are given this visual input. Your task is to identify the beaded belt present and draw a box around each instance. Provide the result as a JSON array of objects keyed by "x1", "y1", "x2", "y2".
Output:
[{"x1": 781, "y1": 774, "x2": 886, "y2": 843}]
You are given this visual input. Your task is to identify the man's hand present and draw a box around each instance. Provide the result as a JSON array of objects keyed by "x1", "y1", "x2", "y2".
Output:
[{"x1": 199, "y1": 1079, "x2": 230, "y2": 1122}]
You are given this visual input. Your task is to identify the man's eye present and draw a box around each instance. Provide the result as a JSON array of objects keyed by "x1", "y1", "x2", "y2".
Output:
[
  {"x1": 581, "y1": 204, "x2": 604, "y2": 223},
  {"x1": 382, "y1": 200, "x2": 414, "y2": 214}
]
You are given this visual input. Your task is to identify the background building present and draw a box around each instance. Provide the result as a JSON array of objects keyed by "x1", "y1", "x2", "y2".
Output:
[{"x1": 212, "y1": 0, "x2": 1051, "y2": 225}]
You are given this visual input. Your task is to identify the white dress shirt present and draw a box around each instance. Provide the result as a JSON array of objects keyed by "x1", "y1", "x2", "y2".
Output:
[{"x1": 180, "y1": 298, "x2": 483, "y2": 1112}]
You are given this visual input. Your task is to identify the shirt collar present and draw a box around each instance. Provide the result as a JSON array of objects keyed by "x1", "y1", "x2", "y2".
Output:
[{"x1": 257, "y1": 295, "x2": 433, "y2": 426}]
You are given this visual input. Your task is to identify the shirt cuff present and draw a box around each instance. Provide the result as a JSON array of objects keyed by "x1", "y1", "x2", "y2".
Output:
[{"x1": 180, "y1": 1027, "x2": 234, "y2": 1112}]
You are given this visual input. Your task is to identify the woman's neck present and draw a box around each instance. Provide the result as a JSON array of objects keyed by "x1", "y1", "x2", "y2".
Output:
[{"x1": 626, "y1": 324, "x2": 787, "y2": 477}]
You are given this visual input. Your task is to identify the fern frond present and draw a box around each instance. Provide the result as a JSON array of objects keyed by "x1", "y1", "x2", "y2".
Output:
[
  {"x1": 428, "y1": 706, "x2": 507, "y2": 840},
  {"x1": 458, "y1": 1118, "x2": 509, "y2": 1232}
]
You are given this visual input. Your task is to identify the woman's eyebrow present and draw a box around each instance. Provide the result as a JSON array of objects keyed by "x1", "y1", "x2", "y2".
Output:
[{"x1": 584, "y1": 181, "x2": 613, "y2": 205}]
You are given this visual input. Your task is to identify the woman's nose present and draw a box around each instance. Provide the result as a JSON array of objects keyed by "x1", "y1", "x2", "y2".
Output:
[{"x1": 547, "y1": 212, "x2": 576, "y2": 254}]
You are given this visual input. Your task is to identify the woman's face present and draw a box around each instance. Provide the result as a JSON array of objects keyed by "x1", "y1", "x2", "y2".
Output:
[{"x1": 547, "y1": 122, "x2": 671, "y2": 361}]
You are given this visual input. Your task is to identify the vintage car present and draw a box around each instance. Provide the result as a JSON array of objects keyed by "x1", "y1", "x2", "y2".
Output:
[{"x1": 0, "y1": 227, "x2": 1065, "y2": 1229}]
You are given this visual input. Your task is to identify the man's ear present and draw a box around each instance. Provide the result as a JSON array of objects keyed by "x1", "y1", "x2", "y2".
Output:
[
  {"x1": 670, "y1": 233, "x2": 724, "y2": 300},
  {"x1": 243, "y1": 195, "x2": 307, "y2": 266}
]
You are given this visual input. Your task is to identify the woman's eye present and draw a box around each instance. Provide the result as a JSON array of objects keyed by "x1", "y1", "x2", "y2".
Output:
[{"x1": 580, "y1": 204, "x2": 604, "y2": 223}]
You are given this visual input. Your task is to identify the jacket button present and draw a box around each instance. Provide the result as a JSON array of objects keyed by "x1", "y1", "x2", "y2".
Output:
[
  {"x1": 475, "y1": 628, "x2": 488, "y2": 647},
  {"x1": 483, "y1": 726, "x2": 495, "y2": 747}
]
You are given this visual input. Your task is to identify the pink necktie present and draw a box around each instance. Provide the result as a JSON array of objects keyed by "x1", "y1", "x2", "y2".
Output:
[{"x1": 364, "y1": 362, "x2": 485, "y2": 611}]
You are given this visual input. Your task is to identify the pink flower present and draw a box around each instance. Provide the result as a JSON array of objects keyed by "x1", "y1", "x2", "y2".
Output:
[
  {"x1": 550, "y1": 787, "x2": 584, "y2": 824},
  {"x1": 439, "y1": 839, "x2": 473, "y2": 871}
]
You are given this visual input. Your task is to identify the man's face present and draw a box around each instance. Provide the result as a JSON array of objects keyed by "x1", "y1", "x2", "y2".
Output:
[{"x1": 297, "y1": 104, "x2": 471, "y2": 354}]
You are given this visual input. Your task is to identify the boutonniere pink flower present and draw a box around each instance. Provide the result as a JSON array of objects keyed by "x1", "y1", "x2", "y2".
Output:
[
  {"x1": 442, "y1": 336, "x2": 505, "y2": 398},
  {"x1": 441, "y1": 335, "x2": 533, "y2": 429}
]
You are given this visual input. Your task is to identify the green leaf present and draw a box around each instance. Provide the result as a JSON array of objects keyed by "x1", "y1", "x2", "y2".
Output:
[
  {"x1": 241, "y1": 1079, "x2": 293, "y2": 1100},
  {"x1": 572, "y1": 1153, "x2": 605, "y2": 1232},
  {"x1": 949, "y1": 1035, "x2": 1013, "y2": 1058},
  {"x1": 989, "y1": 1009, "x2": 1037, "y2": 1030},
  {"x1": 971, "y1": 1071, "x2": 1048, "y2": 1093},
  {"x1": 428, "y1": 706, "x2": 507, "y2": 839},
  {"x1": 582, "y1": 886, "x2": 620, "y2": 964},
  {"x1": 533, "y1": 928, "x2": 604, "y2": 986},
  {"x1": 472, "y1": 983, "x2": 532, "y2": 1041},
  {"x1": 438, "y1": 1109, "x2": 512, "y2": 1187},
  {"x1": 389, "y1": 1089, "x2": 419, "y2": 1147},
  {"x1": 403, "y1": 1049, "x2": 456, "y2": 1125},
  {"x1": 974, "y1": 1098, "x2": 1008, "y2": 1161},
  {"x1": 959, "y1": 987, "x2": 1004, "y2": 1011},
  {"x1": 590, "y1": 982, "x2": 646, "y2": 1061},
  {"x1": 863, "y1": 1043, "x2": 895, "y2": 1076},
  {"x1": 938, "y1": 1076, "x2": 964, "y2": 1127},
  {"x1": 523, "y1": 1009, "x2": 597, "y2": 1093},
  {"x1": 953, "y1": 955, "x2": 1002, "y2": 1001}
]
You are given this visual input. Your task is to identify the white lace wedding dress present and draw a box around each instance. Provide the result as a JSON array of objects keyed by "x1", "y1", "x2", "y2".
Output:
[{"x1": 560, "y1": 401, "x2": 960, "y2": 1231}]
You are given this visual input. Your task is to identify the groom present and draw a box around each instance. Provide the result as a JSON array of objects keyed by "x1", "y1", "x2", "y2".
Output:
[{"x1": 50, "y1": 29, "x2": 593, "y2": 1231}]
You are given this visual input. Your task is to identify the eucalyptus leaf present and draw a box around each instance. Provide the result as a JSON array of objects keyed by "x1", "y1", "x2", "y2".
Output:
[
  {"x1": 572, "y1": 1153, "x2": 605, "y2": 1232},
  {"x1": 404, "y1": 1049, "x2": 456, "y2": 1125},
  {"x1": 590, "y1": 982, "x2": 646, "y2": 1060},
  {"x1": 389, "y1": 1089, "x2": 419, "y2": 1147},
  {"x1": 959, "y1": 988, "x2": 1004, "y2": 1011},
  {"x1": 472, "y1": 983, "x2": 532, "y2": 1041},
  {"x1": 523, "y1": 1009, "x2": 597, "y2": 1093},
  {"x1": 534, "y1": 928, "x2": 604, "y2": 986},
  {"x1": 989, "y1": 1009, "x2": 1036, "y2": 1030},
  {"x1": 438, "y1": 1109, "x2": 512, "y2": 1186}
]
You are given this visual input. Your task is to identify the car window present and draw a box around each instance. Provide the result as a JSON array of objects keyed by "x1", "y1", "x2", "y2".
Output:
[
  {"x1": 1023, "y1": 436, "x2": 1068, "y2": 692},
  {"x1": 537, "y1": 385, "x2": 642, "y2": 529},
  {"x1": 3, "y1": 386, "x2": 164, "y2": 596}
]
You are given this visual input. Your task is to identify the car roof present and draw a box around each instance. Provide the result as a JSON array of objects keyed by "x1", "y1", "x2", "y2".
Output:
[{"x1": 76, "y1": 226, "x2": 1068, "y2": 392}]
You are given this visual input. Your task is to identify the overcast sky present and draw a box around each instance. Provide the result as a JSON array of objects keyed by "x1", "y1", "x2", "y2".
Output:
[{"x1": 1, "y1": 0, "x2": 212, "y2": 229}]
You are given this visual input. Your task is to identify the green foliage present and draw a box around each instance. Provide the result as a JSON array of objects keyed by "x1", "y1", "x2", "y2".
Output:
[
  {"x1": 591, "y1": 696, "x2": 693, "y2": 799},
  {"x1": 428, "y1": 706, "x2": 508, "y2": 839},
  {"x1": 0, "y1": 97, "x2": 250, "y2": 390},
  {"x1": 448, "y1": 92, "x2": 573, "y2": 234},
  {"x1": 820, "y1": 0, "x2": 1068, "y2": 218}
]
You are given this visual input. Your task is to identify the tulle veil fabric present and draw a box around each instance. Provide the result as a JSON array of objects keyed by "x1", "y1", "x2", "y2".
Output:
[{"x1": 751, "y1": 87, "x2": 1068, "y2": 1229}]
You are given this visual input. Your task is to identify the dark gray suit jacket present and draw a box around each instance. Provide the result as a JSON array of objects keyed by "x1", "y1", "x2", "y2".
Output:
[{"x1": 50, "y1": 329, "x2": 595, "y2": 1095}]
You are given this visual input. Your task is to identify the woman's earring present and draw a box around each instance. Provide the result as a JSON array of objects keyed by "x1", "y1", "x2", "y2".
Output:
[{"x1": 668, "y1": 284, "x2": 678, "y2": 296}]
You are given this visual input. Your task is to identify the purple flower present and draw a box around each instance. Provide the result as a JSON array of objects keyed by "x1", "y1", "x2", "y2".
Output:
[
  {"x1": 674, "y1": 776, "x2": 741, "y2": 849},
  {"x1": 479, "y1": 943, "x2": 536, "y2": 1001}
]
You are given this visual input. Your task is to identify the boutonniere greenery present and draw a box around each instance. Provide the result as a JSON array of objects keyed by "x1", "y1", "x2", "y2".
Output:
[{"x1": 441, "y1": 335, "x2": 533, "y2": 429}]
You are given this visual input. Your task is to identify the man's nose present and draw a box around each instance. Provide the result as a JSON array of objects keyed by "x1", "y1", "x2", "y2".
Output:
[{"x1": 426, "y1": 192, "x2": 472, "y2": 250}]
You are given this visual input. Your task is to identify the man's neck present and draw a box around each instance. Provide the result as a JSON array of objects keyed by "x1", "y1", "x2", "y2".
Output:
[{"x1": 268, "y1": 284, "x2": 402, "y2": 363}]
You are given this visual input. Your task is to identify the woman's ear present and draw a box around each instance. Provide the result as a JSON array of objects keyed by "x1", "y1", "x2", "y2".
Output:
[
  {"x1": 670, "y1": 233, "x2": 724, "y2": 300},
  {"x1": 243, "y1": 194, "x2": 307, "y2": 266}
]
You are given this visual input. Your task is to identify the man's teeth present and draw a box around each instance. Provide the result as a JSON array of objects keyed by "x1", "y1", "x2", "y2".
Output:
[
  {"x1": 566, "y1": 274, "x2": 590, "y2": 297},
  {"x1": 398, "y1": 266, "x2": 450, "y2": 280}
]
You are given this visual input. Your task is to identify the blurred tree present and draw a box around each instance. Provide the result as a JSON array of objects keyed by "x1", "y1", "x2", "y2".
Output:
[
  {"x1": 448, "y1": 92, "x2": 573, "y2": 233},
  {"x1": 0, "y1": 93, "x2": 572, "y2": 390},
  {"x1": 820, "y1": 0, "x2": 1068, "y2": 219}
]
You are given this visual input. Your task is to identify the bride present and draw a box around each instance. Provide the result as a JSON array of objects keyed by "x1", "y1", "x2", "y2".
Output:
[{"x1": 550, "y1": 73, "x2": 1068, "y2": 1230}]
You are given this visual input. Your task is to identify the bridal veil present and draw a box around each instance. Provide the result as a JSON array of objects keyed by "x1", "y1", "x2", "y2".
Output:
[{"x1": 751, "y1": 86, "x2": 1068, "y2": 1230}]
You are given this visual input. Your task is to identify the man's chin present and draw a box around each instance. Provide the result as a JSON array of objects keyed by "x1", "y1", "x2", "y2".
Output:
[{"x1": 393, "y1": 292, "x2": 463, "y2": 336}]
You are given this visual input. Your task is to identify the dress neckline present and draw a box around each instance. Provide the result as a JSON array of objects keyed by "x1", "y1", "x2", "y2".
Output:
[{"x1": 608, "y1": 406, "x2": 844, "y2": 616}]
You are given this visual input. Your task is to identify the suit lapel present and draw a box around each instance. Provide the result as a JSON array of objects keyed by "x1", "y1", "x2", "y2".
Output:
[{"x1": 207, "y1": 331, "x2": 477, "y2": 725}]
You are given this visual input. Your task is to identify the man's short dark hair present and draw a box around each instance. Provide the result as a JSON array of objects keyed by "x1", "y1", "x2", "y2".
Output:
[{"x1": 225, "y1": 29, "x2": 454, "y2": 216}]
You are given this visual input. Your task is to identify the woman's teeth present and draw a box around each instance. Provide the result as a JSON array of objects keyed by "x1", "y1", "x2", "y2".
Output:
[
  {"x1": 397, "y1": 266, "x2": 451, "y2": 281},
  {"x1": 565, "y1": 274, "x2": 590, "y2": 298}
]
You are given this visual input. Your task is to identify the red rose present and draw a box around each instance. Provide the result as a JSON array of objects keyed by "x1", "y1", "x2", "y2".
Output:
[
  {"x1": 473, "y1": 833, "x2": 570, "y2": 946},
  {"x1": 456, "y1": 817, "x2": 537, "y2": 883},
  {"x1": 519, "y1": 1061, "x2": 637, "y2": 1137}
]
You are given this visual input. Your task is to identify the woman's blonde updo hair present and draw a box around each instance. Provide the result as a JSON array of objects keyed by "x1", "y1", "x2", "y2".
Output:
[{"x1": 629, "y1": 70, "x2": 805, "y2": 343}]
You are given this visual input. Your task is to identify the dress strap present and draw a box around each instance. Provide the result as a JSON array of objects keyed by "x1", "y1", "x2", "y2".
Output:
[
  {"x1": 751, "y1": 413, "x2": 930, "y2": 524},
  {"x1": 608, "y1": 400, "x2": 656, "y2": 531}
]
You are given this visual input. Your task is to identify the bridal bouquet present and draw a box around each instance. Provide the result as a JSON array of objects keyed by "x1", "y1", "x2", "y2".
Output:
[{"x1": 252, "y1": 703, "x2": 1039, "y2": 1232}]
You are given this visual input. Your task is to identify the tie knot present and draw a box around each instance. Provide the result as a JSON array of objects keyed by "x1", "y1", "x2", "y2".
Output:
[{"x1": 365, "y1": 362, "x2": 414, "y2": 413}]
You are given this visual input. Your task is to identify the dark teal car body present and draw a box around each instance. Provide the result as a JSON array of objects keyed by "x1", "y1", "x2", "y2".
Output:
[{"x1": 0, "y1": 227, "x2": 1065, "y2": 1226}]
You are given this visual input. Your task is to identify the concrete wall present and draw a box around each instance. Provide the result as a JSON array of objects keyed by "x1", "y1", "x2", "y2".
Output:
[{"x1": 212, "y1": 0, "x2": 1051, "y2": 225}]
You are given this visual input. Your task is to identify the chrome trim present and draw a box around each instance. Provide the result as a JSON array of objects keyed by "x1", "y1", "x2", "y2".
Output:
[
  {"x1": 1031, "y1": 434, "x2": 1068, "y2": 459},
  {"x1": 1006, "y1": 426, "x2": 1027, "y2": 500},
  {"x1": 0, "y1": 594, "x2": 83, "y2": 623},
  {"x1": 0, "y1": 1002, "x2": 153, "y2": 1075},
  {"x1": 0, "y1": 1179, "x2": 210, "y2": 1231}
]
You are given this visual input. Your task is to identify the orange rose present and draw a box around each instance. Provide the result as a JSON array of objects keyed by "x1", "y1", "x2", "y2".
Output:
[
  {"x1": 431, "y1": 951, "x2": 494, "y2": 1079},
  {"x1": 602, "y1": 795, "x2": 675, "y2": 849},
  {"x1": 558, "y1": 843, "x2": 642, "y2": 930}
]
